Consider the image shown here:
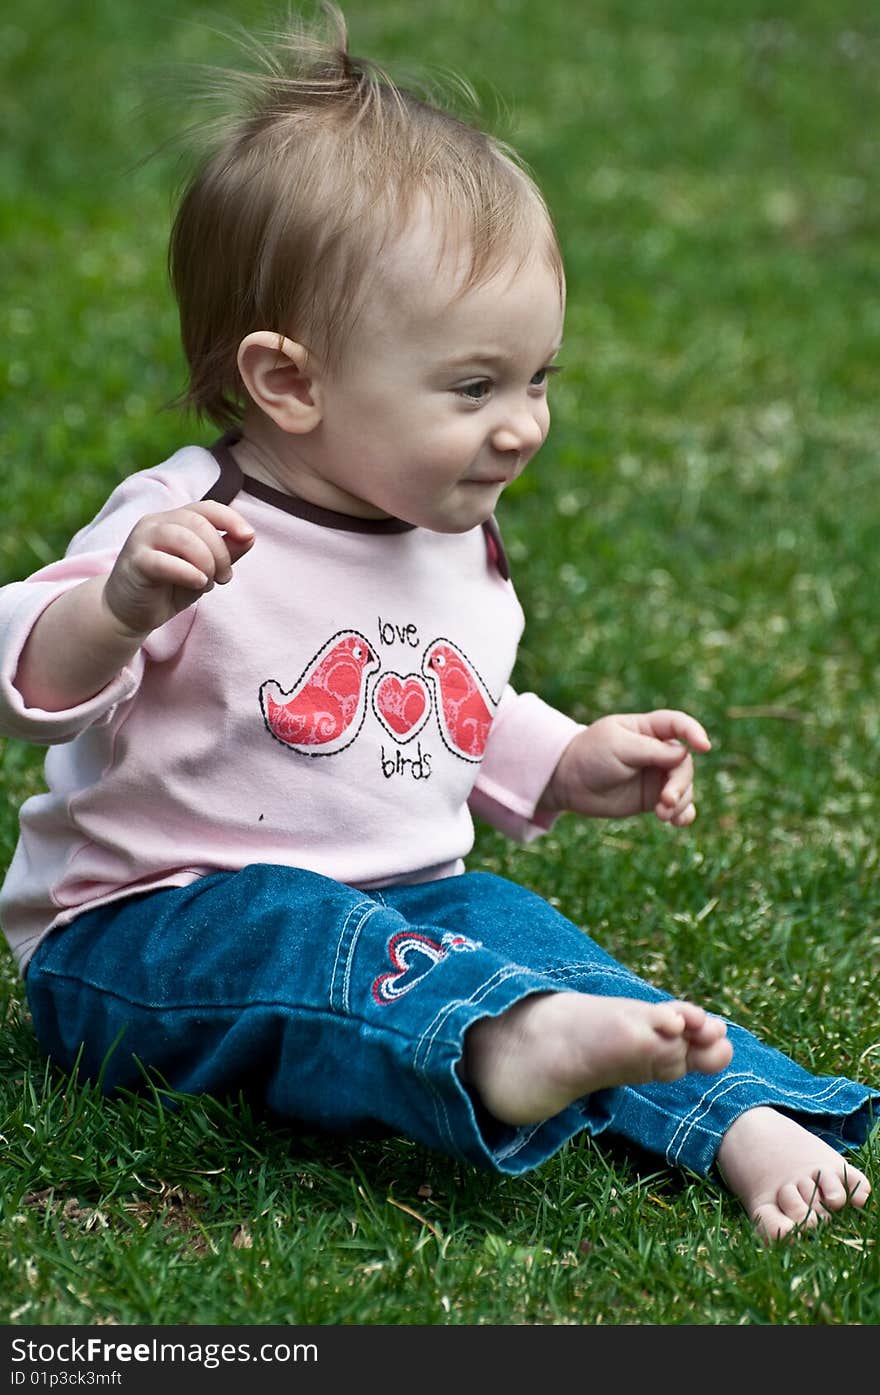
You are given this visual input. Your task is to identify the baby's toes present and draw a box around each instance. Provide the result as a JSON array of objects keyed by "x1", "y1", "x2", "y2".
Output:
[
  {"x1": 810, "y1": 1169, "x2": 849, "y2": 1214},
  {"x1": 652, "y1": 1002, "x2": 689, "y2": 1039},
  {"x1": 666, "y1": 1000, "x2": 706, "y2": 1037},
  {"x1": 651, "y1": 1039, "x2": 690, "y2": 1083},
  {"x1": 777, "y1": 1180, "x2": 823, "y2": 1227},
  {"x1": 697, "y1": 1036, "x2": 733, "y2": 1073},
  {"x1": 753, "y1": 1203, "x2": 798, "y2": 1242},
  {"x1": 694, "y1": 1014, "x2": 728, "y2": 1045},
  {"x1": 842, "y1": 1167, "x2": 871, "y2": 1207}
]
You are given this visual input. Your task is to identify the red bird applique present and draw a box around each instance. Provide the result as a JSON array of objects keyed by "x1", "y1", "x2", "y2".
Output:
[
  {"x1": 422, "y1": 637, "x2": 497, "y2": 762},
  {"x1": 260, "y1": 630, "x2": 380, "y2": 756}
]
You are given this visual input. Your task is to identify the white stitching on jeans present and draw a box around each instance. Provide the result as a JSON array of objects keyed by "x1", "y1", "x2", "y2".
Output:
[
  {"x1": 666, "y1": 1071, "x2": 854, "y2": 1164},
  {"x1": 329, "y1": 899, "x2": 379, "y2": 1014},
  {"x1": 414, "y1": 964, "x2": 549, "y2": 1159}
]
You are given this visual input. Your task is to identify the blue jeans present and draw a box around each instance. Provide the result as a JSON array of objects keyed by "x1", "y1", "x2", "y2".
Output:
[{"x1": 25, "y1": 866, "x2": 878, "y2": 1177}]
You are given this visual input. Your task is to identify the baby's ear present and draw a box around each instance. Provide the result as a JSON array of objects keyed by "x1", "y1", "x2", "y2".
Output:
[{"x1": 237, "y1": 332, "x2": 323, "y2": 434}]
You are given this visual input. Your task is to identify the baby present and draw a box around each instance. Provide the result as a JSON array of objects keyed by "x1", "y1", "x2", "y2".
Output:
[{"x1": 0, "y1": 3, "x2": 875, "y2": 1242}]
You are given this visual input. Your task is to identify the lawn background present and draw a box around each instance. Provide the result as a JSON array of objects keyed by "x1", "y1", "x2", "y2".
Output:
[{"x1": 1, "y1": 0, "x2": 879, "y2": 1326}]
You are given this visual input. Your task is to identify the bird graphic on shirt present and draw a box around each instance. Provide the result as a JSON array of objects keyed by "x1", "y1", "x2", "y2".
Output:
[
  {"x1": 260, "y1": 630, "x2": 380, "y2": 756},
  {"x1": 422, "y1": 637, "x2": 498, "y2": 762}
]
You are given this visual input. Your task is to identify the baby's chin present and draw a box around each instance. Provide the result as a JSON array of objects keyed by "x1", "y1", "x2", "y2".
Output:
[{"x1": 415, "y1": 486, "x2": 507, "y2": 534}]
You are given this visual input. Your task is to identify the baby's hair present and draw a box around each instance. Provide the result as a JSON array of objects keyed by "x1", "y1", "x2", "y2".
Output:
[{"x1": 168, "y1": 1, "x2": 564, "y2": 428}]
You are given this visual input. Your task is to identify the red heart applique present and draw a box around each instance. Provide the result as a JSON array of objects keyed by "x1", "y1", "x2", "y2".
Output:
[
  {"x1": 372, "y1": 672, "x2": 431, "y2": 743},
  {"x1": 372, "y1": 930, "x2": 479, "y2": 1004}
]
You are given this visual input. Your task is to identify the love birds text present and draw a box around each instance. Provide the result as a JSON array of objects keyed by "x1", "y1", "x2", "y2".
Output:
[
  {"x1": 380, "y1": 742, "x2": 433, "y2": 780},
  {"x1": 377, "y1": 616, "x2": 419, "y2": 648}
]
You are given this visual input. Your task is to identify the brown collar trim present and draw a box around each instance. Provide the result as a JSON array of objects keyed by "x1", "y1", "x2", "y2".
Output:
[
  {"x1": 200, "y1": 432, "x2": 509, "y2": 578},
  {"x1": 203, "y1": 433, "x2": 416, "y2": 534}
]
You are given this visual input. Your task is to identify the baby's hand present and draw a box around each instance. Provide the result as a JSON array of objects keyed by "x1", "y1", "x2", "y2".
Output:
[
  {"x1": 540, "y1": 710, "x2": 712, "y2": 826},
  {"x1": 103, "y1": 501, "x2": 255, "y2": 639}
]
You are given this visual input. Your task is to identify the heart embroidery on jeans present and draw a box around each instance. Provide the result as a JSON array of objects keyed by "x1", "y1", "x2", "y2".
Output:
[
  {"x1": 372, "y1": 929, "x2": 480, "y2": 1004},
  {"x1": 372, "y1": 672, "x2": 431, "y2": 743}
]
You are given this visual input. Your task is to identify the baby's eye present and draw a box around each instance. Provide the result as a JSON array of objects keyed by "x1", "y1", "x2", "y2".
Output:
[
  {"x1": 455, "y1": 380, "x2": 491, "y2": 402},
  {"x1": 531, "y1": 364, "x2": 562, "y2": 389}
]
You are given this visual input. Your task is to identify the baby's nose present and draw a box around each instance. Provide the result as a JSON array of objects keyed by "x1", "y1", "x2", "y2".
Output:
[{"x1": 491, "y1": 410, "x2": 545, "y2": 454}]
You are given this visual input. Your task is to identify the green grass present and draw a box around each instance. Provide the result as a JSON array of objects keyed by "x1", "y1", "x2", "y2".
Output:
[{"x1": 2, "y1": 0, "x2": 879, "y2": 1326}]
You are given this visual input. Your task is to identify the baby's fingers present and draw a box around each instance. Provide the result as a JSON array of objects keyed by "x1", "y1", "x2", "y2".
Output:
[
  {"x1": 186, "y1": 501, "x2": 256, "y2": 570},
  {"x1": 655, "y1": 761, "x2": 697, "y2": 825},
  {"x1": 635, "y1": 734, "x2": 695, "y2": 771},
  {"x1": 134, "y1": 545, "x2": 216, "y2": 594},
  {"x1": 660, "y1": 798, "x2": 697, "y2": 827},
  {"x1": 146, "y1": 519, "x2": 234, "y2": 587},
  {"x1": 637, "y1": 709, "x2": 712, "y2": 754}
]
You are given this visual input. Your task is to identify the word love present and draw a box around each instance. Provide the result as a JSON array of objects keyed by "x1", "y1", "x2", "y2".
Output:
[{"x1": 377, "y1": 616, "x2": 419, "y2": 648}]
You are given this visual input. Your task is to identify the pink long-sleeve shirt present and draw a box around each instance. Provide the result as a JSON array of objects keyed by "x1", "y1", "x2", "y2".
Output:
[{"x1": 0, "y1": 440, "x2": 581, "y2": 972}]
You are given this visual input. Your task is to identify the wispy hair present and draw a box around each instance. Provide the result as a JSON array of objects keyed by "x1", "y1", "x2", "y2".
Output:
[{"x1": 169, "y1": 3, "x2": 564, "y2": 427}]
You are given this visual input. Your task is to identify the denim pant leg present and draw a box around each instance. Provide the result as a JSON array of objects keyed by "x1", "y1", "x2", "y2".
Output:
[
  {"x1": 24, "y1": 865, "x2": 586, "y2": 1172},
  {"x1": 382, "y1": 872, "x2": 880, "y2": 1178},
  {"x1": 25, "y1": 865, "x2": 879, "y2": 1179}
]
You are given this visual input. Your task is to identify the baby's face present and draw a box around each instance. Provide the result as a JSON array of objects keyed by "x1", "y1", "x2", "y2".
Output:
[{"x1": 308, "y1": 212, "x2": 565, "y2": 533}]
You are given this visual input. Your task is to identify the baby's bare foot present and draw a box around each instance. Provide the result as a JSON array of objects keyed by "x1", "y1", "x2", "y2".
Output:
[
  {"x1": 716, "y1": 1106, "x2": 872, "y2": 1242},
  {"x1": 462, "y1": 991, "x2": 732, "y2": 1126}
]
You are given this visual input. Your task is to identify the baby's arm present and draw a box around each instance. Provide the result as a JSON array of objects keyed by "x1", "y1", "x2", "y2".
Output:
[
  {"x1": 14, "y1": 501, "x2": 255, "y2": 713},
  {"x1": 537, "y1": 710, "x2": 712, "y2": 826}
]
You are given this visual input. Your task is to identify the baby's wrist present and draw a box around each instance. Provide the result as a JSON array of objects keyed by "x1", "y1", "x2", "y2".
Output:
[
  {"x1": 99, "y1": 581, "x2": 153, "y2": 648},
  {"x1": 539, "y1": 746, "x2": 577, "y2": 816}
]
